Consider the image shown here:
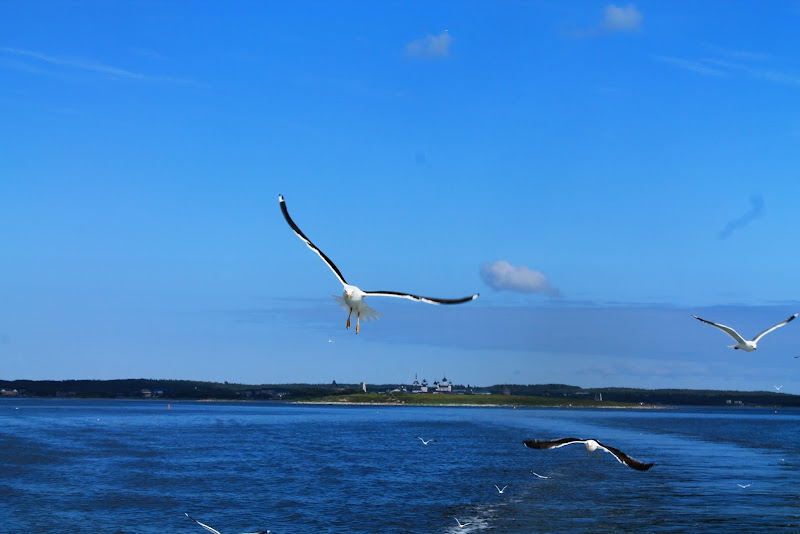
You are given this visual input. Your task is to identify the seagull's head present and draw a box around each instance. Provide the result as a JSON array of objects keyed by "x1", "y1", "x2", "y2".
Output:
[{"x1": 343, "y1": 284, "x2": 360, "y2": 300}]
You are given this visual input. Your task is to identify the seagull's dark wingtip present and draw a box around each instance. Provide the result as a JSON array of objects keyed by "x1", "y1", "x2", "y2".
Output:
[{"x1": 279, "y1": 194, "x2": 285, "y2": 203}]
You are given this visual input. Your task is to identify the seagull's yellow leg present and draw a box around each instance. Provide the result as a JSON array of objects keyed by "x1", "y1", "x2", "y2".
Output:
[
  {"x1": 356, "y1": 311, "x2": 360, "y2": 334},
  {"x1": 595, "y1": 452, "x2": 599, "y2": 458},
  {"x1": 346, "y1": 308, "x2": 352, "y2": 330},
  {"x1": 586, "y1": 451, "x2": 590, "y2": 456}
]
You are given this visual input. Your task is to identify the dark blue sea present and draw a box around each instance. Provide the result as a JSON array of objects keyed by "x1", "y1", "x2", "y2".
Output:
[{"x1": 1, "y1": 400, "x2": 798, "y2": 533}]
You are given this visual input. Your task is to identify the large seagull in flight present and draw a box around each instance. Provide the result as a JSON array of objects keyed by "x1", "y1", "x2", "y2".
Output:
[
  {"x1": 524, "y1": 438, "x2": 655, "y2": 471},
  {"x1": 692, "y1": 313, "x2": 797, "y2": 351},
  {"x1": 279, "y1": 195, "x2": 478, "y2": 333}
]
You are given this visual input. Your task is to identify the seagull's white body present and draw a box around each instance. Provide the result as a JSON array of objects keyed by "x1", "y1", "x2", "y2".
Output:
[
  {"x1": 416, "y1": 436, "x2": 437, "y2": 445},
  {"x1": 524, "y1": 438, "x2": 655, "y2": 471},
  {"x1": 279, "y1": 195, "x2": 478, "y2": 333},
  {"x1": 737, "y1": 483, "x2": 752, "y2": 489},
  {"x1": 185, "y1": 513, "x2": 269, "y2": 534},
  {"x1": 494, "y1": 484, "x2": 508, "y2": 494},
  {"x1": 774, "y1": 385, "x2": 783, "y2": 392},
  {"x1": 692, "y1": 313, "x2": 797, "y2": 351}
]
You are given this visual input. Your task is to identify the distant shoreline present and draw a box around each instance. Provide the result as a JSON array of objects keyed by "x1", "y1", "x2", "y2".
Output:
[
  {"x1": 293, "y1": 400, "x2": 666, "y2": 409},
  {"x1": 2, "y1": 379, "x2": 797, "y2": 407}
]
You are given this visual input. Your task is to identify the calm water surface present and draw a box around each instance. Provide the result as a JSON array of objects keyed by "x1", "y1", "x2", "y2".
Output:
[{"x1": 1, "y1": 399, "x2": 798, "y2": 533}]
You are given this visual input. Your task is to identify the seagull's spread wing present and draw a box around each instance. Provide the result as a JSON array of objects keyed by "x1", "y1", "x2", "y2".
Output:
[
  {"x1": 279, "y1": 195, "x2": 348, "y2": 287},
  {"x1": 751, "y1": 313, "x2": 798, "y2": 343},
  {"x1": 523, "y1": 438, "x2": 586, "y2": 450},
  {"x1": 185, "y1": 513, "x2": 222, "y2": 534},
  {"x1": 531, "y1": 470, "x2": 550, "y2": 479},
  {"x1": 362, "y1": 290, "x2": 478, "y2": 305},
  {"x1": 692, "y1": 315, "x2": 747, "y2": 345},
  {"x1": 595, "y1": 441, "x2": 655, "y2": 471}
]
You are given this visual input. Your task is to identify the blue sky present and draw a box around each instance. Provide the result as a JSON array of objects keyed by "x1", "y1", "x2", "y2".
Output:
[{"x1": 2, "y1": 2, "x2": 800, "y2": 393}]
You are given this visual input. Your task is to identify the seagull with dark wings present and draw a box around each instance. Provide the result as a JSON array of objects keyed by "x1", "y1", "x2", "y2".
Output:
[
  {"x1": 692, "y1": 313, "x2": 797, "y2": 351},
  {"x1": 279, "y1": 195, "x2": 478, "y2": 333},
  {"x1": 524, "y1": 438, "x2": 654, "y2": 471}
]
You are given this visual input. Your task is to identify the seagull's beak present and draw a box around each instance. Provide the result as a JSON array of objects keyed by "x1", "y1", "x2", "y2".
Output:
[{"x1": 346, "y1": 292, "x2": 352, "y2": 298}]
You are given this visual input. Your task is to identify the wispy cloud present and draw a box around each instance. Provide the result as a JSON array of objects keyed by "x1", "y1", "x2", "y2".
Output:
[
  {"x1": 480, "y1": 260, "x2": 560, "y2": 297},
  {"x1": 652, "y1": 56, "x2": 728, "y2": 77},
  {"x1": 656, "y1": 45, "x2": 800, "y2": 87},
  {"x1": 0, "y1": 46, "x2": 196, "y2": 85},
  {"x1": 405, "y1": 31, "x2": 452, "y2": 60},
  {"x1": 717, "y1": 194, "x2": 766, "y2": 240},
  {"x1": 569, "y1": 4, "x2": 643, "y2": 38}
]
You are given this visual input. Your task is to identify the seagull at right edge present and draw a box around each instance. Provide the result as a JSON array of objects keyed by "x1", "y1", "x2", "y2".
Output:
[
  {"x1": 692, "y1": 313, "x2": 797, "y2": 351},
  {"x1": 278, "y1": 195, "x2": 479, "y2": 334}
]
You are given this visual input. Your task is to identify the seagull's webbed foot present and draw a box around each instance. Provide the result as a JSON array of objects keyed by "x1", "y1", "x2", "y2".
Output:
[
  {"x1": 346, "y1": 308, "x2": 352, "y2": 330},
  {"x1": 356, "y1": 311, "x2": 360, "y2": 334}
]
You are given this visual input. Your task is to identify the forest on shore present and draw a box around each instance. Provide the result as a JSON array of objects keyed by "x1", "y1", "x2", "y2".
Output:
[{"x1": 1, "y1": 379, "x2": 798, "y2": 407}]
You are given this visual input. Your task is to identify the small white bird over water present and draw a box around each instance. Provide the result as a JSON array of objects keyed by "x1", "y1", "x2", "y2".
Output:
[
  {"x1": 415, "y1": 436, "x2": 437, "y2": 445},
  {"x1": 692, "y1": 313, "x2": 797, "y2": 351},
  {"x1": 494, "y1": 484, "x2": 508, "y2": 494},
  {"x1": 185, "y1": 513, "x2": 269, "y2": 534},
  {"x1": 454, "y1": 517, "x2": 472, "y2": 528},
  {"x1": 737, "y1": 483, "x2": 752, "y2": 489},
  {"x1": 279, "y1": 195, "x2": 479, "y2": 334},
  {"x1": 530, "y1": 470, "x2": 550, "y2": 479},
  {"x1": 775, "y1": 385, "x2": 783, "y2": 392}
]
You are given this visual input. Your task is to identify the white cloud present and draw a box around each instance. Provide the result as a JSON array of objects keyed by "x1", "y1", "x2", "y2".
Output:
[
  {"x1": 405, "y1": 31, "x2": 452, "y2": 60},
  {"x1": 480, "y1": 260, "x2": 560, "y2": 296},
  {"x1": 602, "y1": 4, "x2": 643, "y2": 33}
]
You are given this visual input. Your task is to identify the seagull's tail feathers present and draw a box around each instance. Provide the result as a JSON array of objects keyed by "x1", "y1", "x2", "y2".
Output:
[
  {"x1": 729, "y1": 344, "x2": 740, "y2": 350},
  {"x1": 359, "y1": 303, "x2": 382, "y2": 322},
  {"x1": 332, "y1": 296, "x2": 382, "y2": 321}
]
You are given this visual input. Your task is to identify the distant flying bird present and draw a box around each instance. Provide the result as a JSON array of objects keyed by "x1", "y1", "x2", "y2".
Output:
[
  {"x1": 524, "y1": 438, "x2": 655, "y2": 471},
  {"x1": 737, "y1": 483, "x2": 752, "y2": 489},
  {"x1": 530, "y1": 470, "x2": 550, "y2": 479},
  {"x1": 415, "y1": 436, "x2": 437, "y2": 445},
  {"x1": 775, "y1": 385, "x2": 783, "y2": 392},
  {"x1": 328, "y1": 338, "x2": 334, "y2": 343},
  {"x1": 494, "y1": 484, "x2": 508, "y2": 494},
  {"x1": 692, "y1": 313, "x2": 797, "y2": 351},
  {"x1": 185, "y1": 513, "x2": 269, "y2": 534},
  {"x1": 454, "y1": 517, "x2": 472, "y2": 528},
  {"x1": 279, "y1": 195, "x2": 478, "y2": 334}
]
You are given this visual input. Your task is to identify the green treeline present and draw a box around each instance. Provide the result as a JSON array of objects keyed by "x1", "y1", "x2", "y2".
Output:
[{"x1": 0, "y1": 379, "x2": 797, "y2": 407}]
